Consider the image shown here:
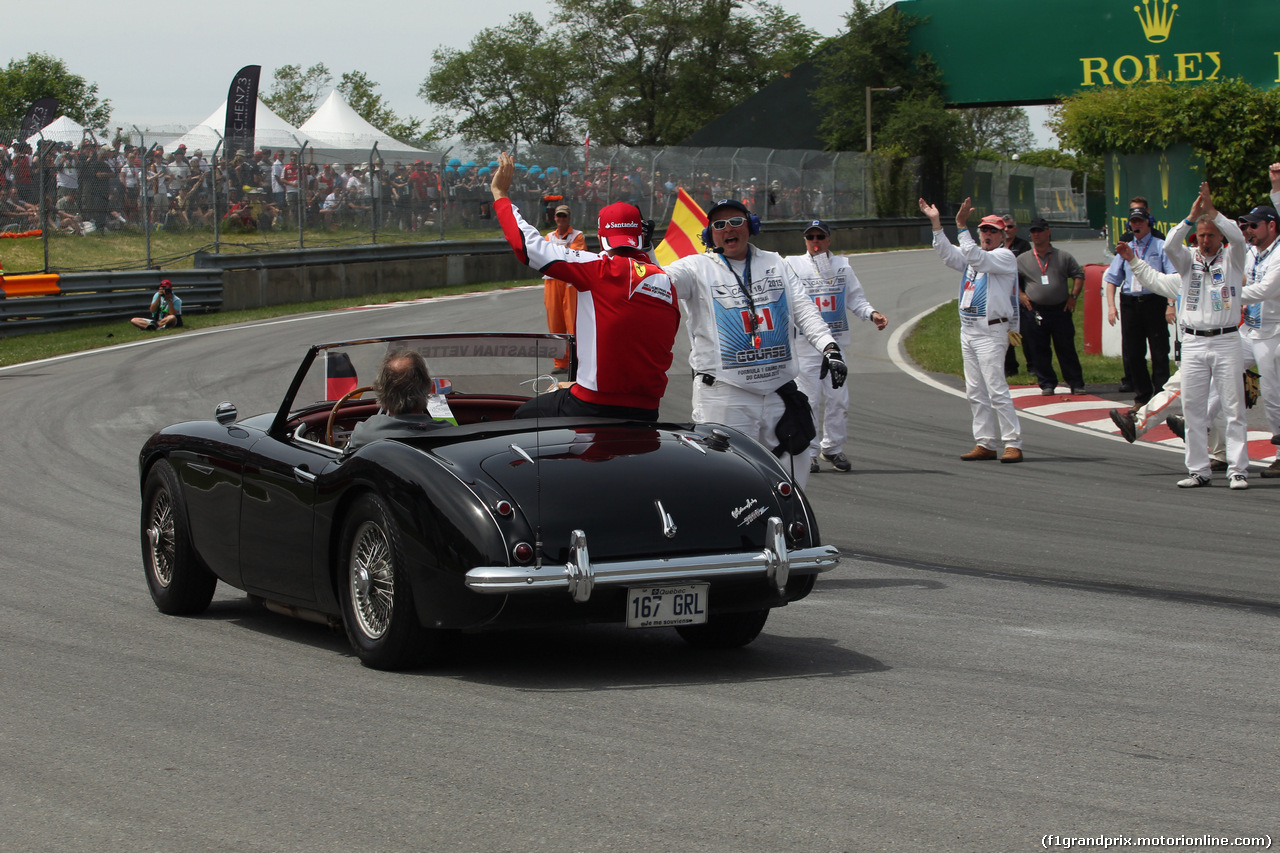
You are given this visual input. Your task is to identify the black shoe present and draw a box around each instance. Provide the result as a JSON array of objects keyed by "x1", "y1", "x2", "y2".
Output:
[
  {"x1": 1119, "y1": 380, "x2": 1134, "y2": 393},
  {"x1": 1109, "y1": 408, "x2": 1137, "y2": 443},
  {"x1": 1261, "y1": 459, "x2": 1280, "y2": 478},
  {"x1": 1040, "y1": 387, "x2": 1056, "y2": 396},
  {"x1": 821, "y1": 451, "x2": 852, "y2": 472},
  {"x1": 1167, "y1": 415, "x2": 1186, "y2": 441},
  {"x1": 1070, "y1": 387, "x2": 1086, "y2": 396}
]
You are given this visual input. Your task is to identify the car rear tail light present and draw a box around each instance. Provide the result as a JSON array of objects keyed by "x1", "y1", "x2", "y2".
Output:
[
  {"x1": 495, "y1": 500, "x2": 513, "y2": 517},
  {"x1": 777, "y1": 481, "x2": 792, "y2": 497},
  {"x1": 788, "y1": 521, "x2": 807, "y2": 542},
  {"x1": 512, "y1": 542, "x2": 534, "y2": 563}
]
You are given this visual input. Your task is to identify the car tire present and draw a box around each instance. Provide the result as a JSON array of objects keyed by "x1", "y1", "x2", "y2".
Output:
[
  {"x1": 141, "y1": 460, "x2": 217, "y2": 615},
  {"x1": 676, "y1": 608, "x2": 769, "y2": 649},
  {"x1": 337, "y1": 493, "x2": 434, "y2": 670}
]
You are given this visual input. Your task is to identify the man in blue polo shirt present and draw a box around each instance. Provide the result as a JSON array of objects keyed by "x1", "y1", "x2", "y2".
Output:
[{"x1": 1105, "y1": 208, "x2": 1175, "y2": 407}]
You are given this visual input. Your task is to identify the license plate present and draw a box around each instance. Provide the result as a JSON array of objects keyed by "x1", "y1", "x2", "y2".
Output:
[{"x1": 626, "y1": 584, "x2": 708, "y2": 628}]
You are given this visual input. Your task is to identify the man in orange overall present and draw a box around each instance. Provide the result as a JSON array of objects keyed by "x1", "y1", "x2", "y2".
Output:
[{"x1": 544, "y1": 203, "x2": 586, "y2": 372}]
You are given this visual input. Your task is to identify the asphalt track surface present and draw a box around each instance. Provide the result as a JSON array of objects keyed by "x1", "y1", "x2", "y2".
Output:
[{"x1": 1, "y1": 241, "x2": 1276, "y2": 851}]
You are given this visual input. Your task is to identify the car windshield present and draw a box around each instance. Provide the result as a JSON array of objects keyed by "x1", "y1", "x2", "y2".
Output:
[{"x1": 287, "y1": 333, "x2": 571, "y2": 417}]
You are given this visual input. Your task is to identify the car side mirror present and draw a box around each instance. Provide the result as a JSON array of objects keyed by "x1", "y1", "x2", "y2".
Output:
[{"x1": 214, "y1": 401, "x2": 238, "y2": 425}]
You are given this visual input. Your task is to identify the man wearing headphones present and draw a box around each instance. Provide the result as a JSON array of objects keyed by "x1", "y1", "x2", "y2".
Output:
[
  {"x1": 664, "y1": 198, "x2": 845, "y2": 489},
  {"x1": 490, "y1": 153, "x2": 679, "y2": 421}
]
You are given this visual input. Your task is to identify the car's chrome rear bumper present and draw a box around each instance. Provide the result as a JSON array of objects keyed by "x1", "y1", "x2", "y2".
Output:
[{"x1": 465, "y1": 517, "x2": 839, "y2": 602}]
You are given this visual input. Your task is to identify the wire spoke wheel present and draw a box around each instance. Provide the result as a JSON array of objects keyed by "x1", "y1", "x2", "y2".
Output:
[
  {"x1": 147, "y1": 490, "x2": 176, "y2": 588},
  {"x1": 349, "y1": 520, "x2": 395, "y2": 639},
  {"x1": 140, "y1": 460, "x2": 217, "y2": 615},
  {"x1": 338, "y1": 492, "x2": 435, "y2": 669}
]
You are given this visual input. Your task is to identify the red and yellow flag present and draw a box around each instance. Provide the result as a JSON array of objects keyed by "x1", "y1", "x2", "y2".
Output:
[{"x1": 653, "y1": 187, "x2": 708, "y2": 267}]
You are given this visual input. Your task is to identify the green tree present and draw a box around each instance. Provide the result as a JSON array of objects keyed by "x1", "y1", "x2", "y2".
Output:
[
  {"x1": 261, "y1": 63, "x2": 332, "y2": 126},
  {"x1": 880, "y1": 94, "x2": 970, "y2": 205},
  {"x1": 337, "y1": 71, "x2": 426, "y2": 143},
  {"x1": 420, "y1": 13, "x2": 583, "y2": 146},
  {"x1": 0, "y1": 53, "x2": 111, "y2": 132},
  {"x1": 556, "y1": 0, "x2": 817, "y2": 147},
  {"x1": 959, "y1": 107, "x2": 1034, "y2": 155},
  {"x1": 1052, "y1": 79, "x2": 1280, "y2": 213},
  {"x1": 810, "y1": 0, "x2": 942, "y2": 153},
  {"x1": 1015, "y1": 148, "x2": 1103, "y2": 194}
]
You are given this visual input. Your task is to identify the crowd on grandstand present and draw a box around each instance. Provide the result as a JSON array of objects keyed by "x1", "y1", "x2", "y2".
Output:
[{"x1": 0, "y1": 134, "x2": 828, "y2": 236}]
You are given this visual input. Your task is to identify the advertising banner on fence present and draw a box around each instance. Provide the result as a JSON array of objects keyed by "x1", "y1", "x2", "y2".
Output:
[
  {"x1": 1106, "y1": 143, "x2": 1204, "y2": 238},
  {"x1": 19, "y1": 98, "x2": 59, "y2": 143},
  {"x1": 1008, "y1": 175, "x2": 1038, "y2": 225},
  {"x1": 223, "y1": 65, "x2": 262, "y2": 157}
]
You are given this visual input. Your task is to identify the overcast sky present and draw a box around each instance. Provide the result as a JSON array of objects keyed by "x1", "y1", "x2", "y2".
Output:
[{"x1": 7, "y1": 0, "x2": 1052, "y2": 145}]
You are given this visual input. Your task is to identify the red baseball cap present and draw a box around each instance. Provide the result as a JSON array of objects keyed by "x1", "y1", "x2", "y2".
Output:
[
  {"x1": 597, "y1": 202, "x2": 644, "y2": 250},
  {"x1": 979, "y1": 214, "x2": 1006, "y2": 230}
]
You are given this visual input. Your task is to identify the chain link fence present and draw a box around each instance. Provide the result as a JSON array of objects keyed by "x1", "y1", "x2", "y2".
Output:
[
  {"x1": 962, "y1": 159, "x2": 1087, "y2": 224},
  {"x1": 1, "y1": 129, "x2": 1083, "y2": 273}
]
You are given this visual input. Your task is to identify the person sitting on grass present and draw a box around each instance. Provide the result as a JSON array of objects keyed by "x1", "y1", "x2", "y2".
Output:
[{"x1": 129, "y1": 280, "x2": 183, "y2": 330}]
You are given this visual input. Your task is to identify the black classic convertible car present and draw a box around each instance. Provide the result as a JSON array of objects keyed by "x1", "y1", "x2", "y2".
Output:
[{"x1": 139, "y1": 333, "x2": 838, "y2": 669}]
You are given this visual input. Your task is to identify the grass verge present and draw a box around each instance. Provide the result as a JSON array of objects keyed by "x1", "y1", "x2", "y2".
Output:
[
  {"x1": 1, "y1": 225, "x2": 510, "y2": 274},
  {"x1": 905, "y1": 299, "x2": 1141, "y2": 387}
]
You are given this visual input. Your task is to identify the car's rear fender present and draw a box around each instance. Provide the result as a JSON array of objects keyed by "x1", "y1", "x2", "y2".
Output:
[{"x1": 322, "y1": 444, "x2": 514, "y2": 630}]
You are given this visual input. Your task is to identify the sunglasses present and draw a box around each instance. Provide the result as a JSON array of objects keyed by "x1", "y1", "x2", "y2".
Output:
[
  {"x1": 1241, "y1": 221, "x2": 1265, "y2": 230},
  {"x1": 710, "y1": 216, "x2": 747, "y2": 230},
  {"x1": 978, "y1": 226, "x2": 1002, "y2": 233},
  {"x1": 554, "y1": 212, "x2": 569, "y2": 218},
  {"x1": 1029, "y1": 227, "x2": 1046, "y2": 233},
  {"x1": 805, "y1": 233, "x2": 828, "y2": 241}
]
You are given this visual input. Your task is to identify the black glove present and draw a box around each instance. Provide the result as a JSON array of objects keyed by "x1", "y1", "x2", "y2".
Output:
[{"x1": 820, "y1": 343, "x2": 847, "y2": 389}]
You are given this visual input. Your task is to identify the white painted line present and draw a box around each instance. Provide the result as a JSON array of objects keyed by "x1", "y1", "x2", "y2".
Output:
[
  {"x1": 0, "y1": 285, "x2": 541, "y2": 374},
  {"x1": 1024, "y1": 400, "x2": 1131, "y2": 417},
  {"x1": 888, "y1": 301, "x2": 1186, "y2": 456}
]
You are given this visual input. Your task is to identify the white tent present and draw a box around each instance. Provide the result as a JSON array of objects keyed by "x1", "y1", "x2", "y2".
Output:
[
  {"x1": 26, "y1": 114, "x2": 88, "y2": 147},
  {"x1": 300, "y1": 90, "x2": 439, "y2": 161},
  {"x1": 168, "y1": 98, "x2": 321, "y2": 157}
]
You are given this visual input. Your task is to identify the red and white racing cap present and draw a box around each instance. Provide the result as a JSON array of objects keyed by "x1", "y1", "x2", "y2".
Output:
[{"x1": 597, "y1": 202, "x2": 643, "y2": 251}]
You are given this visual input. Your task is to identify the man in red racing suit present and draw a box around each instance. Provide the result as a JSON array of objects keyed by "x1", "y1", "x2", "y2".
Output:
[{"x1": 491, "y1": 152, "x2": 679, "y2": 421}]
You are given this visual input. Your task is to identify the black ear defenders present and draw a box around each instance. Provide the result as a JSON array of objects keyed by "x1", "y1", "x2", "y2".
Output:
[{"x1": 700, "y1": 207, "x2": 761, "y2": 248}]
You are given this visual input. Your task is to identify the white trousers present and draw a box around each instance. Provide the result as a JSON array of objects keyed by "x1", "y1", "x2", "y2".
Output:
[
  {"x1": 795, "y1": 341, "x2": 848, "y2": 458},
  {"x1": 1180, "y1": 333, "x2": 1248, "y2": 478},
  {"x1": 1240, "y1": 333, "x2": 1280, "y2": 437},
  {"x1": 961, "y1": 323, "x2": 1021, "y2": 449},
  {"x1": 1139, "y1": 369, "x2": 1225, "y2": 460},
  {"x1": 693, "y1": 379, "x2": 810, "y2": 490}
]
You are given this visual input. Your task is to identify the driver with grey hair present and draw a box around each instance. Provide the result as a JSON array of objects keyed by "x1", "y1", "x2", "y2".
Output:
[{"x1": 345, "y1": 348, "x2": 448, "y2": 451}]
